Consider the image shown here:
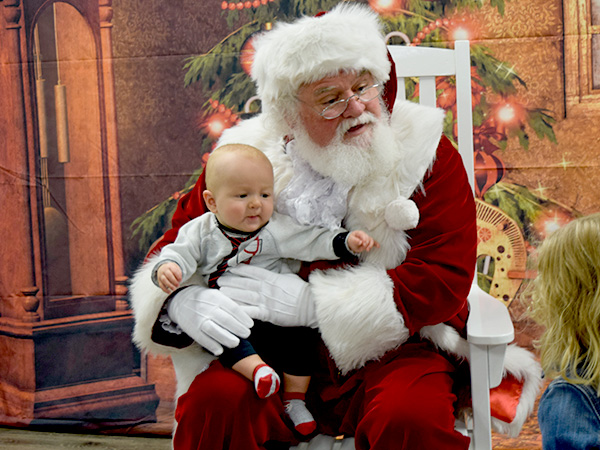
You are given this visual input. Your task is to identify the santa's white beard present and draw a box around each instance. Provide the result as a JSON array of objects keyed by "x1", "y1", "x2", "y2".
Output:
[{"x1": 291, "y1": 110, "x2": 397, "y2": 187}]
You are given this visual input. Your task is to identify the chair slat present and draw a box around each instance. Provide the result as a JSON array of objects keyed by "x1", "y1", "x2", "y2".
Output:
[{"x1": 418, "y1": 76, "x2": 437, "y2": 108}]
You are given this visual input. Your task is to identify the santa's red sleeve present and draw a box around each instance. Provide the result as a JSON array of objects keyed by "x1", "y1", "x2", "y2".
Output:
[{"x1": 390, "y1": 136, "x2": 476, "y2": 336}]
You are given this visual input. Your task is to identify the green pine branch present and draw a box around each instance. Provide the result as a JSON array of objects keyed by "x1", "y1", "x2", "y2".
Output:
[
  {"x1": 183, "y1": 21, "x2": 261, "y2": 90},
  {"x1": 528, "y1": 108, "x2": 557, "y2": 143},
  {"x1": 471, "y1": 45, "x2": 526, "y2": 95}
]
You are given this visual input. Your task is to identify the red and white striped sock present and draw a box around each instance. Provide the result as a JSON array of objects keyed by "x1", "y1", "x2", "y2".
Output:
[
  {"x1": 283, "y1": 392, "x2": 317, "y2": 436},
  {"x1": 252, "y1": 364, "x2": 280, "y2": 399}
]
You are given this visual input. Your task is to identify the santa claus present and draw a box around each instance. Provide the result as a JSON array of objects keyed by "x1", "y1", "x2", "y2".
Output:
[{"x1": 129, "y1": 4, "x2": 540, "y2": 449}]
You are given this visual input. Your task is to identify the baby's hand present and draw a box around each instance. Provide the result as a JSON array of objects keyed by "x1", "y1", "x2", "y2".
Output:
[
  {"x1": 157, "y1": 262, "x2": 183, "y2": 293},
  {"x1": 347, "y1": 230, "x2": 380, "y2": 253}
]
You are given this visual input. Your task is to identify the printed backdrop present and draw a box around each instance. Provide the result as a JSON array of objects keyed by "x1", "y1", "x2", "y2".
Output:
[{"x1": 1, "y1": 0, "x2": 599, "y2": 446}]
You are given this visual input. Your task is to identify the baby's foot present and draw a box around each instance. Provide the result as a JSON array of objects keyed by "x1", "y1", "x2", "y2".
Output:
[
  {"x1": 284, "y1": 398, "x2": 317, "y2": 436},
  {"x1": 252, "y1": 364, "x2": 280, "y2": 398}
]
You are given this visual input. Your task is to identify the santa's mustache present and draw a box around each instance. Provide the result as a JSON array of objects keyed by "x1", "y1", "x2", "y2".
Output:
[{"x1": 336, "y1": 112, "x2": 378, "y2": 137}]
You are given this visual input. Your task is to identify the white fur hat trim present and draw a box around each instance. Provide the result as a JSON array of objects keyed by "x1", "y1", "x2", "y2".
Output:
[{"x1": 251, "y1": 3, "x2": 391, "y2": 113}]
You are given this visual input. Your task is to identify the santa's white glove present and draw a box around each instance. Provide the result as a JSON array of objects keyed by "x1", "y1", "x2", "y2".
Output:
[
  {"x1": 167, "y1": 285, "x2": 254, "y2": 356},
  {"x1": 218, "y1": 265, "x2": 318, "y2": 328}
]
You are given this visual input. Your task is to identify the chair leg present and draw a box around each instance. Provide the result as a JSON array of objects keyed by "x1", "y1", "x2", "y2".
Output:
[{"x1": 469, "y1": 342, "x2": 493, "y2": 450}]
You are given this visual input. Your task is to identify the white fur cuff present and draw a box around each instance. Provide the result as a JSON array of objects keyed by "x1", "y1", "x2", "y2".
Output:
[{"x1": 309, "y1": 264, "x2": 409, "y2": 374}]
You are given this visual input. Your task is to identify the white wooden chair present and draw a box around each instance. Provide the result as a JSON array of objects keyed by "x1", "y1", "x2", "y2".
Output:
[{"x1": 292, "y1": 41, "x2": 515, "y2": 450}]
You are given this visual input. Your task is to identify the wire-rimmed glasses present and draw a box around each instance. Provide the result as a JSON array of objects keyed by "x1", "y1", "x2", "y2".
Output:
[{"x1": 315, "y1": 84, "x2": 382, "y2": 119}]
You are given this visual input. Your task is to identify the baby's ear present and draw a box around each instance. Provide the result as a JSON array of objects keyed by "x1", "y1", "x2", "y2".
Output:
[{"x1": 203, "y1": 190, "x2": 218, "y2": 213}]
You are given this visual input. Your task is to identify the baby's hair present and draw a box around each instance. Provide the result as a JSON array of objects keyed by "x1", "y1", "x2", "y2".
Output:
[
  {"x1": 528, "y1": 212, "x2": 600, "y2": 393},
  {"x1": 204, "y1": 143, "x2": 273, "y2": 192}
]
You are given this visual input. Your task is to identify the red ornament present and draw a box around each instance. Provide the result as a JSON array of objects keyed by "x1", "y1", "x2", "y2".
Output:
[
  {"x1": 437, "y1": 67, "x2": 483, "y2": 110},
  {"x1": 473, "y1": 126, "x2": 503, "y2": 154},
  {"x1": 474, "y1": 150, "x2": 505, "y2": 198}
]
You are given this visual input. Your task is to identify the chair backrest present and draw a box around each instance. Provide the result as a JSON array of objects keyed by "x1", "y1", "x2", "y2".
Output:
[{"x1": 387, "y1": 41, "x2": 475, "y2": 191}]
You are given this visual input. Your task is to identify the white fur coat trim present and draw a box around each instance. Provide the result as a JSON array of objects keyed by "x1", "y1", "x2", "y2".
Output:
[
  {"x1": 130, "y1": 255, "x2": 177, "y2": 356},
  {"x1": 309, "y1": 264, "x2": 409, "y2": 375}
]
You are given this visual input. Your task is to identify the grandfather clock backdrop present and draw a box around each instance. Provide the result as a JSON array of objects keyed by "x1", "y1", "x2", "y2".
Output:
[{"x1": 0, "y1": 0, "x2": 158, "y2": 427}]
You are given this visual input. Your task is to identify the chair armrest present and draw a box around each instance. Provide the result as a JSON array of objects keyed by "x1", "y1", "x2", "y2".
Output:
[{"x1": 466, "y1": 283, "x2": 514, "y2": 345}]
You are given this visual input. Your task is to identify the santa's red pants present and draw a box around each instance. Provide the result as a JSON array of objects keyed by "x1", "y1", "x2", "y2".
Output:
[{"x1": 173, "y1": 343, "x2": 470, "y2": 450}]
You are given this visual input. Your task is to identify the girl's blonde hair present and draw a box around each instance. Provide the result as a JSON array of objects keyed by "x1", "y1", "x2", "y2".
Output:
[{"x1": 529, "y1": 212, "x2": 600, "y2": 393}]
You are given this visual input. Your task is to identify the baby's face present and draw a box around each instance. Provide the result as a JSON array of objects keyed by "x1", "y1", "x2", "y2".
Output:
[{"x1": 211, "y1": 156, "x2": 274, "y2": 233}]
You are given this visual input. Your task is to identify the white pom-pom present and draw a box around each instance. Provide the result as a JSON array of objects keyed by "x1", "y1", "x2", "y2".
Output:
[{"x1": 384, "y1": 198, "x2": 419, "y2": 230}]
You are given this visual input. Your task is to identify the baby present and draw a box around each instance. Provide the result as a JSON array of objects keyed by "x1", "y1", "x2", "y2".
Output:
[{"x1": 153, "y1": 143, "x2": 378, "y2": 435}]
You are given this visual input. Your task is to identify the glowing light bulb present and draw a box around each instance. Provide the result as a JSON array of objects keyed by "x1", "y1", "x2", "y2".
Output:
[
  {"x1": 544, "y1": 219, "x2": 561, "y2": 236},
  {"x1": 368, "y1": 0, "x2": 404, "y2": 14},
  {"x1": 452, "y1": 27, "x2": 469, "y2": 40},
  {"x1": 498, "y1": 104, "x2": 515, "y2": 122},
  {"x1": 208, "y1": 119, "x2": 225, "y2": 136}
]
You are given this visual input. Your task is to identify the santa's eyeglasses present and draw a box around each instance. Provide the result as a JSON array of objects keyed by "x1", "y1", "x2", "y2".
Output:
[{"x1": 307, "y1": 84, "x2": 383, "y2": 120}]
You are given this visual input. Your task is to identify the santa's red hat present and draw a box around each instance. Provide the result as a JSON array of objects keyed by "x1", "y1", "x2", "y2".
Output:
[{"x1": 251, "y1": 3, "x2": 392, "y2": 115}]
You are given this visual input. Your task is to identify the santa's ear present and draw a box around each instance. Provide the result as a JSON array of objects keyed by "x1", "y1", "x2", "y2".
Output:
[{"x1": 203, "y1": 190, "x2": 218, "y2": 213}]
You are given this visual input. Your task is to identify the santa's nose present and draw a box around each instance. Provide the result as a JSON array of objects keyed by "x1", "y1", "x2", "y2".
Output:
[{"x1": 342, "y1": 96, "x2": 366, "y2": 118}]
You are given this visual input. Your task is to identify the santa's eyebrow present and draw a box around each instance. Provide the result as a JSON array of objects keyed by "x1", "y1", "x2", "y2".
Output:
[
  {"x1": 313, "y1": 85, "x2": 338, "y2": 97},
  {"x1": 311, "y1": 70, "x2": 372, "y2": 97}
]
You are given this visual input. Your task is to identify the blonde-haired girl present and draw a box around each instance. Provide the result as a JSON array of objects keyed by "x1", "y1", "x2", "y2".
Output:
[{"x1": 529, "y1": 212, "x2": 600, "y2": 449}]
